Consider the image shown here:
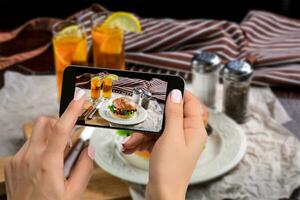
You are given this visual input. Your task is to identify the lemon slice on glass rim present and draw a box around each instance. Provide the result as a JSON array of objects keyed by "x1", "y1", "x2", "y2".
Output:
[
  {"x1": 91, "y1": 76, "x2": 101, "y2": 82},
  {"x1": 105, "y1": 74, "x2": 119, "y2": 81},
  {"x1": 57, "y1": 25, "x2": 83, "y2": 37},
  {"x1": 102, "y1": 12, "x2": 142, "y2": 33}
]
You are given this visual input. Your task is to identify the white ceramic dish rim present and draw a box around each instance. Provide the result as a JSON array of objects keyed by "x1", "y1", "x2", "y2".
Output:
[{"x1": 91, "y1": 110, "x2": 247, "y2": 185}]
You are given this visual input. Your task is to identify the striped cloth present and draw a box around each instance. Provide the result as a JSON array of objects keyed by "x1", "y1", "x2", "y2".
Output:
[
  {"x1": 75, "y1": 72, "x2": 167, "y2": 101},
  {"x1": 1, "y1": 4, "x2": 300, "y2": 87},
  {"x1": 77, "y1": 9, "x2": 300, "y2": 87}
]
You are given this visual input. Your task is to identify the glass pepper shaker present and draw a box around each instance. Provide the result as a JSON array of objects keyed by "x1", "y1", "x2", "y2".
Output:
[
  {"x1": 141, "y1": 90, "x2": 152, "y2": 110},
  {"x1": 222, "y1": 60, "x2": 253, "y2": 124},
  {"x1": 191, "y1": 52, "x2": 221, "y2": 108}
]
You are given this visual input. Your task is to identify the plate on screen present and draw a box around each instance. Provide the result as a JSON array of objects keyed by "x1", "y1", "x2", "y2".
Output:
[
  {"x1": 90, "y1": 109, "x2": 247, "y2": 185},
  {"x1": 98, "y1": 98, "x2": 148, "y2": 125}
]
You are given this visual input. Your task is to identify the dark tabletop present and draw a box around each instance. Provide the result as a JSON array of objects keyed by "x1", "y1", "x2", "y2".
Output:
[{"x1": 0, "y1": 29, "x2": 299, "y2": 199}]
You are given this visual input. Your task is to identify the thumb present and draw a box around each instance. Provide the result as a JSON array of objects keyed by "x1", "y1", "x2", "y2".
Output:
[
  {"x1": 164, "y1": 89, "x2": 184, "y2": 138},
  {"x1": 66, "y1": 147, "x2": 94, "y2": 198}
]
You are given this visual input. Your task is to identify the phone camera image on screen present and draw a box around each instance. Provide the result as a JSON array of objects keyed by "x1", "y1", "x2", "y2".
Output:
[
  {"x1": 76, "y1": 71, "x2": 167, "y2": 133},
  {"x1": 60, "y1": 66, "x2": 185, "y2": 134}
]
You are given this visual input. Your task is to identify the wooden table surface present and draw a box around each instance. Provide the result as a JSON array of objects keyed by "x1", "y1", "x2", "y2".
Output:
[{"x1": 0, "y1": 30, "x2": 299, "y2": 199}]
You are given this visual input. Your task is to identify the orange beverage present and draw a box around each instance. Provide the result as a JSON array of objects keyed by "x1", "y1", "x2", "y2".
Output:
[
  {"x1": 52, "y1": 21, "x2": 88, "y2": 98},
  {"x1": 102, "y1": 77, "x2": 113, "y2": 98},
  {"x1": 92, "y1": 13, "x2": 125, "y2": 70},
  {"x1": 90, "y1": 75, "x2": 102, "y2": 101}
]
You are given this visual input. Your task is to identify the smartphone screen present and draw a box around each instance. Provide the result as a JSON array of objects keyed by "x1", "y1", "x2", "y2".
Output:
[{"x1": 60, "y1": 66, "x2": 185, "y2": 134}]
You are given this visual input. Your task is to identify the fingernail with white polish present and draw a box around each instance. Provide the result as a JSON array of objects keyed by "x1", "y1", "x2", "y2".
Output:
[
  {"x1": 73, "y1": 89, "x2": 85, "y2": 101},
  {"x1": 170, "y1": 89, "x2": 182, "y2": 103},
  {"x1": 88, "y1": 145, "x2": 95, "y2": 160},
  {"x1": 121, "y1": 136, "x2": 131, "y2": 145}
]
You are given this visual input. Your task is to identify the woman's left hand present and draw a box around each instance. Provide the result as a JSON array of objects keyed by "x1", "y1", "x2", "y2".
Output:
[{"x1": 4, "y1": 89, "x2": 94, "y2": 200}]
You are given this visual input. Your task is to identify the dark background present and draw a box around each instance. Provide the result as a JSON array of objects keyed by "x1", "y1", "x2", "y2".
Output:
[{"x1": 1, "y1": 0, "x2": 300, "y2": 30}]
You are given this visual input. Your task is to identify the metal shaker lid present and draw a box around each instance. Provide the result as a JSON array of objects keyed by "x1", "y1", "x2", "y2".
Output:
[
  {"x1": 133, "y1": 88, "x2": 143, "y2": 95},
  {"x1": 223, "y1": 60, "x2": 253, "y2": 82},
  {"x1": 142, "y1": 90, "x2": 152, "y2": 99},
  {"x1": 191, "y1": 52, "x2": 221, "y2": 73}
]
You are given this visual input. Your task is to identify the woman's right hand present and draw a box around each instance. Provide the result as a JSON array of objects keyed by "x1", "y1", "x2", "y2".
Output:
[
  {"x1": 123, "y1": 90, "x2": 207, "y2": 199},
  {"x1": 146, "y1": 90, "x2": 207, "y2": 199}
]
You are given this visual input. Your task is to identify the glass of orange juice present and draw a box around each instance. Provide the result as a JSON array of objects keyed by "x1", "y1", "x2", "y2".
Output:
[
  {"x1": 52, "y1": 21, "x2": 88, "y2": 98},
  {"x1": 91, "y1": 13, "x2": 125, "y2": 70}
]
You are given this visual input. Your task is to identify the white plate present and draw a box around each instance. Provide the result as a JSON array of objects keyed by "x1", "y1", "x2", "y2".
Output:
[
  {"x1": 90, "y1": 110, "x2": 247, "y2": 185},
  {"x1": 98, "y1": 99, "x2": 148, "y2": 125}
]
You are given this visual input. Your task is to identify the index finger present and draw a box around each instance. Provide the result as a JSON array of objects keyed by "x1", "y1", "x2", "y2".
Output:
[
  {"x1": 183, "y1": 90, "x2": 204, "y2": 119},
  {"x1": 46, "y1": 89, "x2": 86, "y2": 155},
  {"x1": 183, "y1": 90, "x2": 207, "y2": 149},
  {"x1": 122, "y1": 132, "x2": 159, "y2": 153}
]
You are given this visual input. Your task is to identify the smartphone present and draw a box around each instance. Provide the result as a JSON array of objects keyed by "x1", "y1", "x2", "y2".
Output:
[{"x1": 60, "y1": 65, "x2": 185, "y2": 134}]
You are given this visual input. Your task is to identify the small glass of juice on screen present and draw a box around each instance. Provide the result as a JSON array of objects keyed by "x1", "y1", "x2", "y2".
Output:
[{"x1": 90, "y1": 75, "x2": 102, "y2": 102}]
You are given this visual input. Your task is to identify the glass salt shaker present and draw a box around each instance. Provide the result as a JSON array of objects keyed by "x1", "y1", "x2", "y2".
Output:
[
  {"x1": 191, "y1": 52, "x2": 221, "y2": 108},
  {"x1": 222, "y1": 60, "x2": 253, "y2": 124},
  {"x1": 132, "y1": 88, "x2": 143, "y2": 106}
]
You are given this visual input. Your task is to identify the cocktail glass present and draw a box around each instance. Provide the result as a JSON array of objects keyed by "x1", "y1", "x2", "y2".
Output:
[
  {"x1": 91, "y1": 13, "x2": 125, "y2": 70},
  {"x1": 102, "y1": 76, "x2": 113, "y2": 99},
  {"x1": 52, "y1": 21, "x2": 88, "y2": 98}
]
